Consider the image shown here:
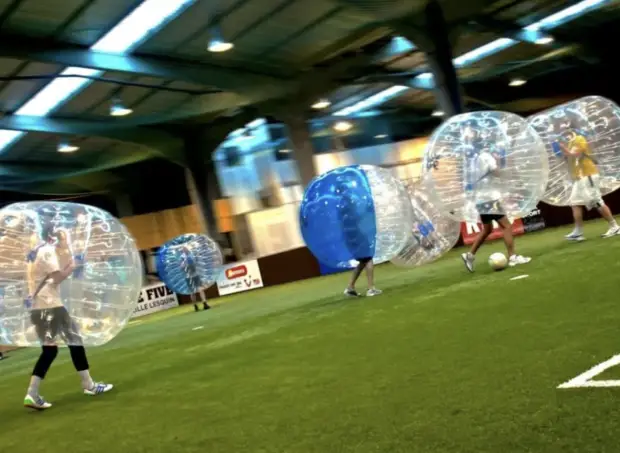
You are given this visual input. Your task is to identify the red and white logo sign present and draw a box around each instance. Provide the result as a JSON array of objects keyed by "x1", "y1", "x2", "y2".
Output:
[
  {"x1": 225, "y1": 265, "x2": 247, "y2": 279},
  {"x1": 217, "y1": 260, "x2": 264, "y2": 296}
]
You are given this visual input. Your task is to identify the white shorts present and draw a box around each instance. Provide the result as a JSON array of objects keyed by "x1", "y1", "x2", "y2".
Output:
[{"x1": 569, "y1": 175, "x2": 603, "y2": 210}]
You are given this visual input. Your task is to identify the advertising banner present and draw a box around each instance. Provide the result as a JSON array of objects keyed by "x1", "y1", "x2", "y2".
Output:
[
  {"x1": 521, "y1": 208, "x2": 546, "y2": 233},
  {"x1": 132, "y1": 282, "x2": 179, "y2": 318},
  {"x1": 217, "y1": 260, "x2": 264, "y2": 296},
  {"x1": 461, "y1": 219, "x2": 525, "y2": 245},
  {"x1": 460, "y1": 209, "x2": 545, "y2": 245}
]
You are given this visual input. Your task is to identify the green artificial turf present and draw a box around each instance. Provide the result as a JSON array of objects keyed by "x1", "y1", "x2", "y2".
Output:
[{"x1": 1, "y1": 221, "x2": 620, "y2": 453}]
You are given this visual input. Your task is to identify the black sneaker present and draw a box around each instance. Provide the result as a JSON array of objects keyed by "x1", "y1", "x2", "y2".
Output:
[{"x1": 343, "y1": 289, "x2": 360, "y2": 297}]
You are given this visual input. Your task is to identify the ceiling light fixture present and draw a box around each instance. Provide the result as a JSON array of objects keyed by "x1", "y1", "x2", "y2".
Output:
[
  {"x1": 431, "y1": 110, "x2": 445, "y2": 117},
  {"x1": 375, "y1": 134, "x2": 388, "y2": 139},
  {"x1": 333, "y1": 121, "x2": 353, "y2": 132},
  {"x1": 110, "y1": 99, "x2": 133, "y2": 117},
  {"x1": 535, "y1": 36, "x2": 554, "y2": 45},
  {"x1": 509, "y1": 78, "x2": 527, "y2": 87},
  {"x1": 312, "y1": 99, "x2": 331, "y2": 109},
  {"x1": 208, "y1": 27, "x2": 234, "y2": 53},
  {"x1": 58, "y1": 142, "x2": 79, "y2": 153}
]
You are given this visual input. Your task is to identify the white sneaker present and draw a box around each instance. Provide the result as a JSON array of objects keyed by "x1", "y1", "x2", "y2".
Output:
[
  {"x1": 601, "y1": 226, "x2": 620, "y2": 238},
  {"x1": 24, "y1": 394, "x2": 52, "y2": 410},
  {"x1": 565, "y1": 231, "x2": 585, "y2": 242},
  {"x1": 84, "y1": 382, "x2": 114, "y2": 396},
  {"x1": 461, "y1": 252, "x2": 475, "y2": 273},
  {"x1": 509, "y1": 255, "x2": 531, "y2": 267},
  {"x1": 366, "y1": 288, "x2": 383, "y2": 297}
]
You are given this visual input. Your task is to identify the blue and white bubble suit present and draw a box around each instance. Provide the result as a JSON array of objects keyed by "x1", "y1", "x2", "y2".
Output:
[
  {"x1": 528, "y1": 96, "x2": 620, "y2": 206},
  {"x1": 423, "y1": 111, "x2": 549, "y2": 223},
  {"x1": 0, "y1": 202, "x2": 142, "y2": 347},
  {"x1": 157, "y1": 234, "x2": 223, "y2": 295},
  {"x1": 392, "y1": 180, "x2": 460, "y2": 267},
  {"x1": 299, "y1": 165, "x2": 415, "y2": 268}
]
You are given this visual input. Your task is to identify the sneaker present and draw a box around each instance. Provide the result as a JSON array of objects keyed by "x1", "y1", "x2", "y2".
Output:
[
  {"x1": 84, "y1": 382, "x2": 114, "y2": 396},
  {"x1": 343, "y1": 289, "x2": 360, "y2": 297},
  {"x1": 461, "y1": 252, "x2": 475, "y2": 273},
  {"x1": 509, "y1": 255, "x2": 531, "y2": 267},
  {"x1": 601, "y1": 225, "x2": 620, "y2": 238},
  {"x1": 565, "y1": 231, "x2": 585, "y2": 242},
  {"x1": 366, "y1": 288, "x2": 383, "y2": 297},
  {"x1": 24, "y1": 394, "x2": 52, "y2": 411}
]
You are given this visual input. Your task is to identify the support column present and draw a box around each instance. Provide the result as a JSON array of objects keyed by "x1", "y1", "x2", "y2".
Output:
[
  {"x1": 422, "y1": 0, "x2": 464, "y2": 116},
  {"x1": 280, "y1": 113, "x2": 318, "y2": 187},
  {"x1": 115, "y1": 192, "x2": 134, "y2": 218},
  {"x1": 395, "y1": 0, "x2": 464, "y2": 116},
  {"x1": 183, "y1": 133, "x2": 224, "y2": 246}
]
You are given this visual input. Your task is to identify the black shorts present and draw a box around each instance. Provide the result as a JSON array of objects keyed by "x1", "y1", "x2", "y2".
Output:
[
  {"x1": 477, "y1": 201, "x2": 506, "y2": 225},
  {"x1": 479, "y1": 214, "x2": 506, "y2": 225},
  {"x1": 188, "y1": 275, "x2": 202, "y2": 290},
  {"x1": 30, "y1": 306, "x2": 82, "y2": 345}
]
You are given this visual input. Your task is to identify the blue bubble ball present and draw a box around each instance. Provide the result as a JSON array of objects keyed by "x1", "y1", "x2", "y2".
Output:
[
  {"x1": 157, "y1": 234, "x2": 223, "y2": 295},
  {"x1": 299, "y1": 165, "x2": 415, "y2": 268}
]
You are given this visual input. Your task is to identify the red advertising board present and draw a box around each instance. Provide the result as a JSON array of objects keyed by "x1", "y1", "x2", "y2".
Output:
[{"x1": 460, "y1": 218, "x2": 525, "y2": 245}]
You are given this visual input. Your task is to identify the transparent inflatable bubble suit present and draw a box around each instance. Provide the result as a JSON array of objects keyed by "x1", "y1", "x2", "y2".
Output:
[
  {"x1": 392, "y1": 180, "x2": 461, "y2": 267},
  {"x1": 422, "y1": 111, "x2": 549, "y2": 223},
  {"x1": 156, "y1": 234, "x2": 223, "y2": 295},
  {"x1": 528, "y1": 96, "x2": 620, "y2": 206},
  {"x1": 299, "y1": 165, "x2": 415, "y2": 268},
  {"x1": 0, "y1": 202, "x2": 142, "y2": 347}
]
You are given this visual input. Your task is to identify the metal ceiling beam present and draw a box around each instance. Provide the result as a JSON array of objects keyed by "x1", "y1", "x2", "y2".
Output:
[
  {"x1": 361, "y1": 44, "x2": 580, "y2": 91},
  {"x1": 467, "y1": 16, "x2": 599, "y2": 64},
  {"x1": 0, "y1": 32, "x2": 292, "y2": 96},
  {"x1": 0, "y1": 115, "x2": 184, "y2": 163},
  {"x1": 12, "y1": 170, "x2": 123, "y2": 194},
  {"x1": 459, "y1": 44, "x2": 581, "y2": 82},
  {"x1": 136, "y1": 36, "x2": 396, "y2": 125},
  {"x1": 0, "y1": 145, "x2": 153, "y2": 182}
]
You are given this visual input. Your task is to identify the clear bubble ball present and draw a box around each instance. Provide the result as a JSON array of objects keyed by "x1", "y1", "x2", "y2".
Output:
[
  {"x1": 0, "y1": 201, "x2": 142, "y2": 347},
  {"x1": 528, "y1": 95, "x2": 620, "y2": 206},
  {"x1": 299, "y1": 165, "x2": 415, "y2": 268},
  {"x1": 392, "y1": 180, "x2": 461, "y2": 267},
  {"x1": 422, "y1": 111, "x2": 549, "y2": 223},
  {"x1": 156, "y1": 234, "x2": 223, "y2": 295}
]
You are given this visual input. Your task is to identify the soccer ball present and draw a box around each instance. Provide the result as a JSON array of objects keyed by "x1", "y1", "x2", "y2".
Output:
[{"x1": 488, "y1": 252, "x2": 508, "y2": 271}]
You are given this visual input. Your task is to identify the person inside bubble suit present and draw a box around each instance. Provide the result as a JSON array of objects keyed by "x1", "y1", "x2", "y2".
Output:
[
  {"x1": 460, "y1": 136, "x2": 531, "y2": 272},
  {"x1": 180, "y1": 246, "x2": 211, "y2": 312},
  {"x1": 559, "y1": 129, "x2": 620, "y2": 241},
  {"x1": 23, "y1": 218, "x2": 113, "y2": 411}
]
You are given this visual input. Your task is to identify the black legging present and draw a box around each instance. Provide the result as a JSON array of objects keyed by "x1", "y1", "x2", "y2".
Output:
[
  {"x1": 30, "y1": 306, "x2": 89, "y2": 379},
  {"x1": 32, "y1": 345, "x2": 90, "y2": 379}
]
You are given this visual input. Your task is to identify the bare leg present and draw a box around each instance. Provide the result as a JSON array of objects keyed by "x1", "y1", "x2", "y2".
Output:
[
  {"x1": 597, "y1": 204, "x2": 618, "y2": 225},
  {"x1": 470, "y1": 224, "x2": 493, "y2": 256},
  {"x1": 347, "y1": 260, "x2": 369, "y2": 291},
  {"x1": 572, "y1": 206, "x2": 584, "y2": 232},
  {"x1": 365, "y1": 261, "x2": 375, "y2": 290},
  {"x1": 497, "y1": 217, "x2": 515, "y2": 257}
]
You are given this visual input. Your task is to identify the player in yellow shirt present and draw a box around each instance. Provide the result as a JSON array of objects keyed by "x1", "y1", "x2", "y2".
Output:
[{"x1": 562, "y1": 132, "x2": 619, "y2": 241}]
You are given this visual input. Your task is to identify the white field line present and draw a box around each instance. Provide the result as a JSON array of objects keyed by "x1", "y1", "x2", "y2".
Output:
[{"x1": 558, "y1": 354, "x2": 620, "y2": 389}]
